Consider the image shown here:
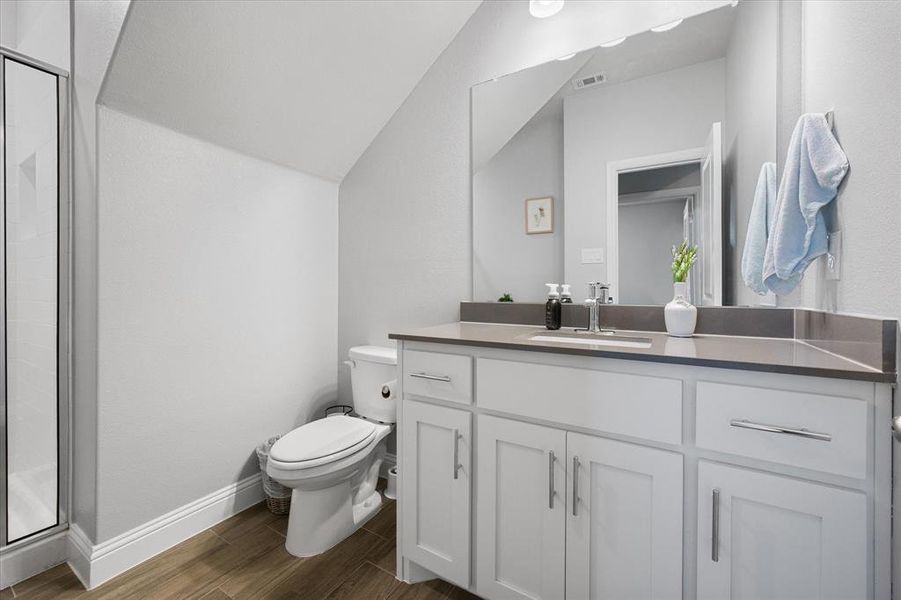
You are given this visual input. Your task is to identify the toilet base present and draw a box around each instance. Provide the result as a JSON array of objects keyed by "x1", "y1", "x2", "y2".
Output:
[{"x1": 284, "y1": 484, "x2": 384, "y2": 558}]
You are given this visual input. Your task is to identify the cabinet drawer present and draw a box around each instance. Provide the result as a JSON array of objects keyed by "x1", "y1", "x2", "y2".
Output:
[
  {"x1": 477, "y1": 358, "x2": 682, "y2": 444},
  {"x1": 695, "y1": 381, "x2": 868, "y2": 478},
  {"x1": 404, "y1": 350, "x2": 473, "y2": 405}
]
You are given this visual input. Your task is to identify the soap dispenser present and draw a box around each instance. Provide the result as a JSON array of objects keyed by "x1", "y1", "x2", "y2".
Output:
[
  {"x1": 560, "y1": 284, "x2": 573, "y2": 303},
  {"x1": 545, "y1": 283, "x2": 562, "y2": 330}
]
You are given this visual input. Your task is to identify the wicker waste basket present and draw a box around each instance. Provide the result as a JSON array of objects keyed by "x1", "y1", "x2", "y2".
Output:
[{"x1": 256, "y1": 436, "x2": 291, "y2": 515}]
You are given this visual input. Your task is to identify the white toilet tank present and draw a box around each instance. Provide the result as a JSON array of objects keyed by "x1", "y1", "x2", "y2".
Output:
[{"x1": 348, "y1": 346, "x2": 397, "y2": 424}]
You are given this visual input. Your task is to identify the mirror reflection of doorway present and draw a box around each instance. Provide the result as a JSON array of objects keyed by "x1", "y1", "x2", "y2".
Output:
[
  {"x1": 607, "y1": 122, "x2": 723, "y2": 306},
  {"x1": 618, "y1": 163, "x2": 699, "y2": 304}
]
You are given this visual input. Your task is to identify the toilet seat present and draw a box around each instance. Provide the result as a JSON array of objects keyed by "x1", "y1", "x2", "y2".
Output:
[{"x1": 270, "y1": 416, "x2": 376, "y2": 470}]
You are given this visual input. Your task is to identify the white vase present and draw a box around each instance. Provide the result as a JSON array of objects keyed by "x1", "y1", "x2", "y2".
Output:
[{"x1": 665, "y1": 282, "x2": 697, "y2": 337}]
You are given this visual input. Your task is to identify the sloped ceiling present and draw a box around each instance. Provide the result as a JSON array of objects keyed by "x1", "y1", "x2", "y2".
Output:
[
  {"x1": 472, "y1": 4, "x2": 736, "y2": 174},
  {"x1": 100, "y1": 0, "x2": 481, "y2": 181},
  {"x1": 472, "y1": 53, "x2": 592, "y2": 174}
]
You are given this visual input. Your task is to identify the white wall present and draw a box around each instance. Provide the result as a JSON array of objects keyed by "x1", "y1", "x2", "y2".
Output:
[
  {"x1": 780, "y1": 0, "x2": 901, "y2": 320},
  {"x1": 473, "y1": 112, "x2": 563, "y2": 302},
  {"x1": 94, "y1": 108, "x2": 338, "y2": 541},
  {"x1": 71, "y1": 0, "x2": 131, "y2": 543},
  {"x1": 0, "y1": 0, "x2": 70, "y2": 71},
  {"x1": 337, "y1": 0, "x2": 731, "y2": 403},
  {"x1": 564, "y1": 59, "x2": 725, "y2": 288},
  {"x1": 724, "y1": 0, "x2": 777, "y2": 306},
  {"x1": 619, "y1": 199, "x2": 686, "y2": 305}
]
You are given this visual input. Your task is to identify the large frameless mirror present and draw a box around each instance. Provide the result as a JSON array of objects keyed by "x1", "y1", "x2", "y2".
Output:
[{"x1": 471, "y1": 1, "x2": 778, "y2": 306}]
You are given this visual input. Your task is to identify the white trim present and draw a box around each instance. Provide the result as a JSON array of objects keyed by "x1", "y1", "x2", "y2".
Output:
[
  {"x1": 67, "y1": 474, "x2": 264, "y2": 590},
  {"x1": 606, "y1": 147, "x2": 704, "y2": 302},
  {"x1": 618, "y1": 186, "x2": 700, "y2": 208},
  {"x1": 0, "y1": 530, "x2": 69, "y2": 589}
]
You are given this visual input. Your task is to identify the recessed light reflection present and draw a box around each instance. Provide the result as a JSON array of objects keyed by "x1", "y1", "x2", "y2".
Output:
[
  {"x1": 600, "y1": 37, "x2": 627, "y2": 48},
  {"x1": 529, "y1": 0, "x2": 564, "y2": 19},
  {"x1": 651, "y1": 19, "x2": 683, "y2": 33}
]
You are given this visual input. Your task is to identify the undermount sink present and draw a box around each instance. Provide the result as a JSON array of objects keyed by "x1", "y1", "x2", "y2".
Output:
[{"x1": 528, "y1": 331, "x2": 653, "y2": 349}]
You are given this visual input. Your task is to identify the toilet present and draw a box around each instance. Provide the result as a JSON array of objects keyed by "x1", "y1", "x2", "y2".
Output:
[{"x1": 267, "y1": 345, "x2": 397, "y2": 557}]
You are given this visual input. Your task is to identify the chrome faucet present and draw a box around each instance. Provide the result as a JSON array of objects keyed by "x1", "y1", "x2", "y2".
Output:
[{"x1": 583, "y1": 282, "x2": 613, "y2": 334}]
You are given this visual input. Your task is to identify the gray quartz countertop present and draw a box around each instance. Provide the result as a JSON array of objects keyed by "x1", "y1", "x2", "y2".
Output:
[{"x1": 389, "y1": 322, "x2": 895, "y2": 383}]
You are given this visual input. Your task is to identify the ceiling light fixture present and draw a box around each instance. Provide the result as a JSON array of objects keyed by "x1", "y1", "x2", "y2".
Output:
[
  {"x1": 529, "y1": 0, "x2": 564, "y2": 19},
  {"x1": 650, "y1": 19, "x2": 683, "y2": 33},
  {"x1": 556, "y1": 53, "x2": 576, "y2": 61},
  {"x1": 599, "y1": 36, "x2": 627, "y2": 48}
]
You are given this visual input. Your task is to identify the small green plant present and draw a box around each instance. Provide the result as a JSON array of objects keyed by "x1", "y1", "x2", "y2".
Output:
[
  {"x1": 498, "y1": 293, "x2": 513, "y2": 302},
  {"x1": 671, "y1": 240, "x2": 699, "y2": 283}
]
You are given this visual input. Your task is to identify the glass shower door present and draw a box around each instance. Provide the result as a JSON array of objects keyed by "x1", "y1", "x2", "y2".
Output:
[{"x1": 0, "y1": 51, "x2": 69, "y2": 547}]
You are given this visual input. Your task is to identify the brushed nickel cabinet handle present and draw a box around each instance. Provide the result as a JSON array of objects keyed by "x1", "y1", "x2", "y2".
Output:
[
  {"x1": 730, "y1": 419, "x2": 831, "y2": 442},
  {"x1": 452, "y1": 429, "x2": 462, "y2": 480},
  {"x1": 548, "y1": 451, "x2": 556, "y2": 509},
  {"x1": 712, "y1": 488, "x2": 720, "y2": 563},
  {"x1": 572, "y1": 456, "x2": 580, "y2": 517},
  {"x1": 410, "y1": 372, "x2": 452, "y2": 383}
]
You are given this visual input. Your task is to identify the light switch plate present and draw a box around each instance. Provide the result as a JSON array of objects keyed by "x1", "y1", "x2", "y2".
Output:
[
  {"x1": 581, "y1": 247, "x2": 605, "y2": 264},
  {"x1": 825, "y1": 231, "x2": 841, "y2": 281}
]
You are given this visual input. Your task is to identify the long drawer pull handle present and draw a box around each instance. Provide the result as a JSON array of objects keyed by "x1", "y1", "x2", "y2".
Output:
[
  {"x1": 548, "y1": 451, "x2": 556, "y2": 509},
  {"x1": 410, "y1": 372, "x2": 452, "y2": 383},
  {"x1": 572, "y1": 456, "x2": 580, "y2": 517},
  {"x1": 729, "y1": 419, "x2": 831, "y2": 442},
  {"x1": 452, "y1": 429, "x2": 462, "y2": 480},
  {"x1": 712, "y1": 488, "x2": 720, "y2": 562}
]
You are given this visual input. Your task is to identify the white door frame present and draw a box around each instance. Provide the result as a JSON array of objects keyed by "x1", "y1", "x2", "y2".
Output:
[{"x1": 606, "y1": 147, "x2": 704, "y2": 303}]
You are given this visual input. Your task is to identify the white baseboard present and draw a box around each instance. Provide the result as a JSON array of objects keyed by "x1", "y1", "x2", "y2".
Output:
[
  {"x1": 68, "y1": 473, "x2": 264, "y2": 590},
  {"x1": 0, "y1": 530, "x2": 69, "y2": 589},
  {"x1": 379, "y1": 452, "x2": 397, "y2": 479}
]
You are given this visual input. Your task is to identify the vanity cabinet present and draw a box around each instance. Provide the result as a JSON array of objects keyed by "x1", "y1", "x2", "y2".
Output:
[
  {"x1": 400, "y1": 400, "x2": 471, "y2": 588},
  {"x1": 476, "y1": 416, "x2": 566, "y2": 600},
  {"x1": 476, "y1": 417, "x2": 683, "y2": 600},
  {"x1": 396, "y1": 344, "x2": 889, "y2": 600},
  {"x1": 696, "y1": 461, "x2": 868, "y2": 600},
  {"x1": 567, "y1": 433, "x2": 683, "y2": 600}
]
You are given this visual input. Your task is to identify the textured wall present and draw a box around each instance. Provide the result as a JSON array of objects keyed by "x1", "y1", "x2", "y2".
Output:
[
  {"x1": 71, "y1": 0, "x2": 131, "y2": 542},
  {"x1": 337, "y1": 0, "x2": 733, "y2": 403},
  {"x1": 94, "y1": 108, "x2": 338, "y2": 541},
  {"x1": 781, "y1": 0, "x2": 901, "y2": 320},
  {"x1": 564, "y1": 58, "x2": 725, "y2": 288},
  {"x1": 473, "y1": 113, "x2": 564, "y2": 303}
]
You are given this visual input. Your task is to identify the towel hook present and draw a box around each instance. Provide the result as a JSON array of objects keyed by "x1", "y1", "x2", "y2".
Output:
[{"x1": 824, "y1": 110, "x2": 834, "y2": 130}]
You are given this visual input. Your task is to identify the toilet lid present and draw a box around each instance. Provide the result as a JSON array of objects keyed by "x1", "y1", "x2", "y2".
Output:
[{"x1": 270, "y1": 416, "x2": 376, "y2": 463}]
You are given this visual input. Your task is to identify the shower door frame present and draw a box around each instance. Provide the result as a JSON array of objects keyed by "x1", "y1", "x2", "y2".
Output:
[{"x1": 0, "y1": 45, "x2": 71, "y2": 552}]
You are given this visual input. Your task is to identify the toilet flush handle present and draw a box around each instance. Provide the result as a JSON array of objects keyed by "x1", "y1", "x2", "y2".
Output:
[
  {"x1": 344, "y1": 359, "x2": 355, "y2": 369},
  {"x1": 380, "y1": 379, "x2": 397, "y2": 400}
]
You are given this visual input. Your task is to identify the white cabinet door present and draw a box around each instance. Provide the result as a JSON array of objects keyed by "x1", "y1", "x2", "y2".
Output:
[
  {"x1": 566, "y1": 433, "x2": 683, "y2": 600},
  {"x1": 477, "y1": 415, "x2": 566, "y2": 600},
  {"x1": 401, "y1": 400, "x2": 471, "y2": 588},
  {"x1": 697, "y1": 461, "x2": 867, "y2": 600}
]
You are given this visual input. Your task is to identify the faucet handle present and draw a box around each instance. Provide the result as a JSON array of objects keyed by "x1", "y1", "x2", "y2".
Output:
[{"x1": 586, "y1": 282, "x2": 610, "y2": 299}]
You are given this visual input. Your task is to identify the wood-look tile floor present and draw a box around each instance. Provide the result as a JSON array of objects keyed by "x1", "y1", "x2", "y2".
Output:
[{"x1": 2, "y1": 484, "x2": 479, "y2": 600}]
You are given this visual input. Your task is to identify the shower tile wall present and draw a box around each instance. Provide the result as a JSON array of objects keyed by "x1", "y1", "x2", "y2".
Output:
[{"x1": 4, "y1": 60, "x2": 58, "y2": 542}]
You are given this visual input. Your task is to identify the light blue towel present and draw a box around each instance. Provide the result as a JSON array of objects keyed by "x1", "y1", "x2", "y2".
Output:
[
  {"x1": 763, "y1": 113, "x2": 848, "y2": 295},
  {"x1": 741, "y1": 162, "x2": 777, "y2": 295}
]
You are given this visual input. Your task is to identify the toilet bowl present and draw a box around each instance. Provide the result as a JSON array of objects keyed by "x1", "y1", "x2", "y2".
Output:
[{"x1": 267, "y1": 345, "x2": 397, "y2": 557}]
